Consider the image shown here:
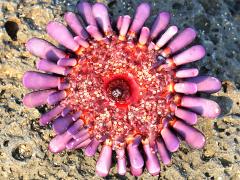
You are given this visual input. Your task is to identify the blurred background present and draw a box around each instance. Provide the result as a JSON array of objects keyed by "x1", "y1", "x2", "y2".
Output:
[{"x1": 0, "y1": 0, "x2": 239, "y2": 179}]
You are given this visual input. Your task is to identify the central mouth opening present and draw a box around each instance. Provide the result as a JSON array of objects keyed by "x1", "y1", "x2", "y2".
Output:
[
  {"x1": 107, "y1": 79, "x2": 131, "y2": 102},
  {"x1": 104, "y1": 74, "x2": 140, "y2": 107}
]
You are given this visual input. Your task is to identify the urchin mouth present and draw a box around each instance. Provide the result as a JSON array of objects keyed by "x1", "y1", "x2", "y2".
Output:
[
  {"x1": 111, "y1": 87, "x2": 124, "y2": 99},
  {"x1": 107, "y1": 78, "x2": 130, "y2": 101},
  {"x1": 104, "y1": 74, "x2": 140, "y2": 107}
]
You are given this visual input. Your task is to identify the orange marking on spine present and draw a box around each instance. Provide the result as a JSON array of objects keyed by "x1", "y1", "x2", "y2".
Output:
[
  {"x1": 105, "y1": 30, "x2": 114, "y2": 37},
  {"x1": 141, "y1": 138, "x2": 149, "y2": 145},
  {"x1": 155, "y1": 44, "x2": 161, "y2": 50},
  {"x1": 169, "y1": 117, "x2": 177, "y2": 127},
  {"x1": 118, "y1": 35, "x2": 126, "y2": 41},
  {"x1": 128, "y1": 30, "x2": 136, "y2": 37},
  {"x1": 75, "y1": 46, "x2": 84, "y2": 55},
  {"x1": 168, "y1": 82, "x2": 175, "y2": 92},
  {"x1": 173, "y1": 94, "x2": 182, "y2": 106},
  {"x1": 161, "y1": 47, "x2": 171, "y2": 57},
  {"x1": 166, "y1": 58, "x2": 177, "y2": 69},
  {"x1": 104, "y1": 139, "x2": 113, "y2": 146}
]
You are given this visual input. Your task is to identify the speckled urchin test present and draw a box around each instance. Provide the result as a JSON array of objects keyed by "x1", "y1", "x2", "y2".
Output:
[
  {"x1": 22, "y1": 1, "x2": 221, "y2": 177},
  {"x1": 62, "y1": 37, "x2": 176, "y2": 143}
]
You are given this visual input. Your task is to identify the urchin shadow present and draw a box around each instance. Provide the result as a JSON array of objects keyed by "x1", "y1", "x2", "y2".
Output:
[{"x1": 197, "y1": 93, "x2": 233, "y2": 117}]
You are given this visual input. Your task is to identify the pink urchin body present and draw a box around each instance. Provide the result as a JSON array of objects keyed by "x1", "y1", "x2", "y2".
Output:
[
  {"x1": 61, "y1": 37, "x2": 176, "y2": 144},
  {"x1": 22, "y1": 1, "x2": 221, "y2": 177}
]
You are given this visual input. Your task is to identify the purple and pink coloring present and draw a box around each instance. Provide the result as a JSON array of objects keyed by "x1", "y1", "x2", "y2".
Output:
[{"x1": 22, "y1": 1, "x2": 221, "y2": 177}]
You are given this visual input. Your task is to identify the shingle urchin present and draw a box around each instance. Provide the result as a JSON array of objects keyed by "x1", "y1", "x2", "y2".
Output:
[{"x1": 22, "y1": 1, "x2": 221, "y2": 177}]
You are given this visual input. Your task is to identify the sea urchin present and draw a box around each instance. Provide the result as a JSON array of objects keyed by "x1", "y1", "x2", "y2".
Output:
[{"x1": 22, "y1": 1, "x2": 221, "y2": 177}]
